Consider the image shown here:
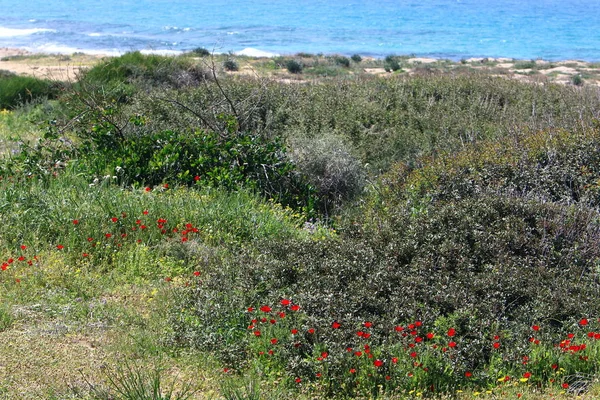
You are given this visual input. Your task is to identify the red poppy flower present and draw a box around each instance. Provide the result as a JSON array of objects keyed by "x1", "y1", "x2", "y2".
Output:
[
  {"x1": 568, "y1": 333, "x2": 575, "y2": 339},
  {"x1": 357, "y1": 331, "x2": 364, "y2": 337},
  {"x1": 374, "y1": 359, "x2": 383, "y2": 367},
  {"x1": 111, "y1": 217, "x2": 118, "y2": 223},
  {"x1": 1, "y1": 264, "x2": 7, "y2": 271},
  {"x1": 321, "y1": 352, "x2": 328, "y2": 358},
  {"x1": 349, "y1": 368, "x2": 356, "y2": 374},
  {"x1": 363, "y1": 333, "x2": 371, "y2": 339},
  {"x1": 164, "y1": 277, "x2": 171, "y2": 282},
  {"x1": 354, "y1": 351, "x2": 363, "y2": 357},
  {"x1": 145, "y1": 187, "x2": 151, "y2": 192},
  {"x1": 278, "y1": 312, "x2": 285, "y2": 318},
  {"x1": 307, "y1": 328, "x2": 315, "y2": 334},
  {"x1": 142, "y1": 210, "x2": 149, "y2": 215},
  {"x1": 588, "y1": 331, "x2": 595, "y2": 338},
  {"x1": 415, "y1": 337, "x2": 423, "y2": 343},
  {"x1": 562, "y1": 383, "x2": 569, "y2": 389},
  {"x1": 523, "y1": 372, "x2": 531, "y2": 379},
  {"x1": 82, "y1": 253, "x2": 89, "y2": 257},
  {"x1": 364, "y1": 321, "x2": 372, "y2": 328},
  {"x1": 410, "y1": 351, "x2": 417, "y2": 358},
  {"x1": 18, "y1": 256, "x2": 25, "y2": 261},
  {"x1": 395, "y1": 325, "x2": 404, "y2": 332},
  {"x1": 27, "y1": 260, "x2": 32, "y2": 265},
  {"x1": 290, "y1": 304, "x2": 300, "y2": 311},
  {"x1": 253, "y1": 330, "x2": 261, "y2": 337},
  {"x1": 280, "y1": 299, "x2": 291, "y2": 306},
  {"x1": 7, "y1": 259, "x2": 13, "y2": 264},
  {"x1": 532, "y1": 325, "x2": 540, "y2": 331},
  {"x1": 465, "y1": 371, "x2": 472, "y2": 378},
  {"x1": 331, "y1": 321, "x2": 341, "y2": 329},
  {"x1": 392, "y1": 357, "x2": 398, "y2": 364},
  {"x1": 315, "y1": 373, "x2": 322, "y2": 378},
  {"x1": 72, "y1": 219, "x2": 79, "y2": 225},
  {"x1": 447, "y1": 328, "x2": 456, "y2": 337},
  {"x1": 408, "y1": 323, "x2": 415, "y2": 330},
  {"x1": 295, "y1": 378, "x2": 301, "y2": 383},
  {"x1": 269, "y1": 319, "x2": 276, "y2": 324},
  {"x1": 194, "y1": 175, "x2": 200, "y2": 181},
  {"x1": 426, "y1": 332, "x2": 434, "y2": 340},
  {"x1": 551, "y1": 364, "x2": 558, "y2": 370},
  {"x1": 385, "y1": 375, "x2": 391, "y2": 380},
  {"x1": 291, "y1": 328, "x2": 298, "y2": 335},
  {"x1": 20, "y1": 245, "x2": 26, "y2": 250},
  {"x1": 193, "y1": 271, "x2": 200, "y2": 276},
  {"x1": 493, "y1": 335, "x2": 500, "y2": 340},
  {"x1": 493, "y1": 342, "x2": 501, "y2": 349},
  {"x1": 163, "y1": 184, "x2": 169, "y2": 189},
  {"x1": 105, "y1": 233, "x2": 112, "y2": 238},
  {"x1": 270, "y1": 338, "x2": 278, "y2": 345},
  {"x1": 580, "y1": 318, "x2": 589, "y2": 326},
  {"x1": 259, "y1": 305, "x2": 271, "y2": 313},
  {"x1": 449, "y1": 341, "x2": 457, "y2": 348},
  {"x1": 504, "y1": 376, "x2": 510, "y2": 382},
  {"x1": 415, "y1": 321, "x2": 422, "y2": 327},
  {"x1": 56, "y1": 245, "x2": 64, "y2": 250}
]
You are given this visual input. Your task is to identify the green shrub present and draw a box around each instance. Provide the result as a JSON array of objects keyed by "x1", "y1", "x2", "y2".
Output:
[
  {"x1": 334, "y1": 56, "x2": 350, "y2": 68},
  {"x1": 289, "y1": 134, "x2": 365, "y2": 216},
  {"x1": 383, "y1": 55, "x2": 402, "y2": 72},
  {"x1": 0, "y1": 75, "x2": 57, "y2": 109},
  {"x1": 223, "y1": 59, "x2": 239, "y2": 72},
  {"x1": 350, "y1": 54, "x2": 362, "y2": 63},
  {"x1": 285, "y1": 60, "x2": 303, "y2": 74},
  {"x1": 572, "y1": 74, "x2": 584, "y2": 86},
  {"x1": 191, "y1": 47, "x2": 210, "y2": 57},
  {"x1": 514, "y1": 60, "x2": 536, "y2": 69}
]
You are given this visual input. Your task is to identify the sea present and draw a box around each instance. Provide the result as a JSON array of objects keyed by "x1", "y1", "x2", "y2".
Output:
[{"x1": 0, "y1": 0, "x2": 599, "y2": 61}]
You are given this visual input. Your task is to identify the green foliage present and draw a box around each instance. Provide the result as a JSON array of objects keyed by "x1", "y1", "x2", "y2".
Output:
[
  {"x1": 0, "y1": 75, "x2": 57, "y2": 109},
  {"x1": 514, "y1": 60, "x2": 537, "y2": 69},
  {"x1": 285, "y1": 60, "x2": 303, "y2": 74},
  {"x1": 350, "y1": 54, "x2": 362, "y2": 63},
  {"x1": 191, "y1": 47, "x2": 210, "y2": 57},
  {"x1": 572, "y1": 74, "x2": 584, "y2": 86},
  {"x1": 384, "y1": 55, "x2": 402, "y2": 72},
  {"x1": 334, "y1": 56, "x2": 350, "y2": 68},
  {"x1": 224, "y1": 59, "x2": 239, "y2": 72},
  {"x1": 87, "y1": 361, "x2": 198, "y2": 400},
  {"x1": 290, "y1": 134, "x2": 365, "y2": 216}
]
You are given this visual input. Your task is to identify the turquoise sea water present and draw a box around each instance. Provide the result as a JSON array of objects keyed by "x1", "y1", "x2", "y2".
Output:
[{"x1": 0, "y1": 0, "x2": 599, "y2": 60}]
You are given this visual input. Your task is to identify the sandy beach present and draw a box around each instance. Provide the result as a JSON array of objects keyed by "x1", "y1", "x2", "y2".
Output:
[{"x1": 0, "y1": 47, "x2": 102, "y2": 81}]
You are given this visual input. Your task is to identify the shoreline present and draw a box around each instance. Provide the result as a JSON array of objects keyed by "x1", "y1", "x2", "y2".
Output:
[{"x1": 1, "y1": 47, "x2": 599, "y2": 86}]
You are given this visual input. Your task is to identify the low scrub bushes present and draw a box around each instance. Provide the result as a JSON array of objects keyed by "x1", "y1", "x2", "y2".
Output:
[{"x1": 170, "y1": 194, "x2": 600, "y2": 395}]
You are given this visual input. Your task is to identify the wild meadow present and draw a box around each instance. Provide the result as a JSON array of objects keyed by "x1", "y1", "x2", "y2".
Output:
[{"x1": 1, "y1": 51, "x2": 600, "y2": 399}]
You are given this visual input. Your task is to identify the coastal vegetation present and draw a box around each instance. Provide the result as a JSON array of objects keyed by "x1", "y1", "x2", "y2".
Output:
[{"x1": 1, "y1": 51, "x2": 600, "y2": 399}]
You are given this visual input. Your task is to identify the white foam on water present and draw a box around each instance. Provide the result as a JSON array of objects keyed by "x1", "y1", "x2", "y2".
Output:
[
  {"x1": 29, "y1": 43, "x2": 123, "y2": 56},
  {"x1": 139, "y1": 49, "x2": 183, "y2": 56},
  {"x1": 235, "y1": 47, "x2": 279, "y2": 57},
  {"x1": 0, "y1": 27, "x2": 55, "y2": 37}
]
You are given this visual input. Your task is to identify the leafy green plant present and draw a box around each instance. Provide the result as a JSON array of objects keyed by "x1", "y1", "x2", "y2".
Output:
[
  {"x1": 350, "y1": 54, "x2": 362, "y2": 63},
  {"x1": 224, "y1": 59, "x2": 239, "y2": 72},
  {"x1": 285, "y1": 60, "x2": 303, "y2": 74},
  {"x1": 334, "y1": 56, "x2": 350, "y2": 68},
  {"x1": 191, "y1": 47, "x2": 210, "y2": 57},
  {"x1": 572, "y1": 74, "x2": 584, "y2": 86}
]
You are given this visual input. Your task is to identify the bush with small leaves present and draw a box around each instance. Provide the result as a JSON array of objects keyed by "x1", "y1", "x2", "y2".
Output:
[
  {"x1": 351, "y1": 54, "x2": 362, "y2": 63},
  {"x1": 191, "y1": 47, "x2": 211, "y2": 57},
  {"x1": 285, "y1": 59, "x2": 303, "y2": 74},
  {"x1": 223, "y1": 59, "x2": 239, "y2": 72},
  {"x1": 335, "y1": 56, "x2": 350, "y2": 68}
]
